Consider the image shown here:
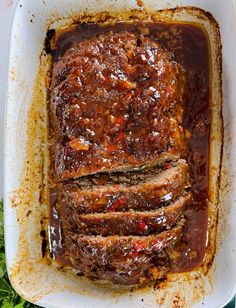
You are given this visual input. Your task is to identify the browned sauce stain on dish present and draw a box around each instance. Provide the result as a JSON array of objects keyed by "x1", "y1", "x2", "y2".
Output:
[
  {"x1": 8, "y1": 6, "x2": 222, "y2": 307},
  {"x1": 47, "y1": 21, "x2": 210, "y2": 274}
]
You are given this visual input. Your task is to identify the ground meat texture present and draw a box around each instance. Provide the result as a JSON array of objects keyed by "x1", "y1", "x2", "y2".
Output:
[
  {"x1": 63, "y1": 221, "x2": 185, "y2": 285},
  {"x1": 48, "y1": 22, "x2": 211, "y2": 286},
  {"x1": 63, "y1": 193, "x2": 191, "y2": 236},
  {"x1": 49, "y1": 31, "x2": 186, "y2": 180},
  {"x1": 56, "y1": 159, "x2": 189, "y2": 214}
]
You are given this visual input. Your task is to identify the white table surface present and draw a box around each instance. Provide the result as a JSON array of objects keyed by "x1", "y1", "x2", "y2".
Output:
[{"x1": 0, "y1": 0, "x2": 17, "y2": 199}]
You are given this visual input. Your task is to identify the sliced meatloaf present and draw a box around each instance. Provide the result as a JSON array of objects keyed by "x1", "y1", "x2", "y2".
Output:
[
  {"x1": 57, "y1": 159, "x2": 189, "y2": 215},
  {"x1": 63, "y1": 220, "x2": 185, "y2": 285},
  {"x1": 69, "y1": 193, "x2": 191, "y2": 236},
  {"x1": 49, "y1": 31, "x2": 186, "y2": 180},
  {"x1": 48, "y1": 28, "x2": 192, "y2": 286}
]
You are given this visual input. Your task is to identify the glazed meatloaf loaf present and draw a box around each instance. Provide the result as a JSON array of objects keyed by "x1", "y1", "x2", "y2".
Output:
[
  {"x1": 49, "y1": 30, "x2": 191, "y2": 286},
  {"x1": 49, "y1": 31, "x2": 186, "y2": 180},
  {"x1": 56, "y1": 159, "x2": 189, "y2": 214}
]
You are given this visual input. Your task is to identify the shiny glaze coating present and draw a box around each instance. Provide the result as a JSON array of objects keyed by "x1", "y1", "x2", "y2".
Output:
[
  {"x1": 48, "y1": 22, "x2": 210, "y2": 285},
  {"x1": 50, "y1": 31, "x2": 186, "y2": 180}
]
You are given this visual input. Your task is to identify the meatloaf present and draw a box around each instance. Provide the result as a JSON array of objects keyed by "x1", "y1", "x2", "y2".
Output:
[
  {"x1": 56, "y1": 159, "x2": 189, "y2": 214},
  {"x1": 49, "y1": 31, "x2": 186, "y2": 180},
  {"x1": 63, "y1": 220, "x2": 185, "y2": 285},
  {"x1": 51, "y1": 165, "x2": 190, "y2": 285},
  {"x1": 68, "y1": 193, "x2": 191, "y2": 236},
  {"x1": 48, "y1": 29, "x2": 191, "y2": 286}
]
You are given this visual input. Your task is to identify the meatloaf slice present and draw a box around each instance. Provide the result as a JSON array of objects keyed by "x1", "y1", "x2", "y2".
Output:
[
  {"x1": 49, "y1": 31, "x2": 186, "y2": 180},
  {"x1": 58, "y1": 159, "x2": 189, "y2": 214},
  {"x1": 64, "y1": 220, "x2": 185, "y2": 285},
  {"x1": 71, "y1": 193, "x2": 191, "y2": 236}
]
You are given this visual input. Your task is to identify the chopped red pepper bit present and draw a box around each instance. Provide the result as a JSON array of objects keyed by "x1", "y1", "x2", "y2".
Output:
[
  {"x1": 125, "y1": 92, "x2": 132, "y2": 101},
  {"x1": 114, "y1": 117, "x2": 125, "y2": 126},
  {"x1": 107, "y1": 196, "x2": 126, "y2": 212},
  {"x1": 130, "y1": 251, "x2": 138, "y2": 259},
  {"x1": 130, "y1": 240, "x2": 147, "y2": 258},
  {"x1": 107, "y1": 144, "x2": 118, "y2": 152},
  {"x1": 118, "y1": 131, "x2": 124, "y2": 143},
  {"x1": 135, "y1": 241, "x2": 146, "y2": 251},
  {"x1": 163, "y1": 162, "x2": 171, "y2": 170},
  {"x1": 138, "y1": 221, "x2": 148, "y2": 231}
]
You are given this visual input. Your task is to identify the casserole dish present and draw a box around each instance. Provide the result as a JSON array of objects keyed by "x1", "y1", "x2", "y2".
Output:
[{"x1": 3, "y1": 0, "x2": 236, "y2": 307}]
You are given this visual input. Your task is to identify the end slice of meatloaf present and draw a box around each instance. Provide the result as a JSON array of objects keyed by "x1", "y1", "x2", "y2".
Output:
[
  {"x1": 63, "y1": 220, "x2": 185, "y2": 285},
  {"x1": 56, "y1": 159, "x2": 189, "y2": 215},
  {"x1": 49, "y1": 31, "x2": 186, "y2": 180}
]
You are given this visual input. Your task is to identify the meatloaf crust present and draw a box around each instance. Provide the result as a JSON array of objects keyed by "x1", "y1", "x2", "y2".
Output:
[
  {"x1": 49, "y1": 31, "x2": 186, "y2": 180},
  {"x1": 48, "y1": 28, "x2": 192, "y2": 286}
]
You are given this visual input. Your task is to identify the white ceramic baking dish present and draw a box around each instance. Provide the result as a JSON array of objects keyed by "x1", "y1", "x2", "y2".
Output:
[{"x1": 3, "y1": 0, "x2": 236, "y2": 307}]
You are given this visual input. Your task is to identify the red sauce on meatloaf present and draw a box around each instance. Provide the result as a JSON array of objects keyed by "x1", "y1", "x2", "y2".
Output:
[
  {"x1": 47, "y1": 22, "x2": 210, "y2": 283},
  {"x1": 50, "y1": 31, "x2": 186, "y2": 180}
]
